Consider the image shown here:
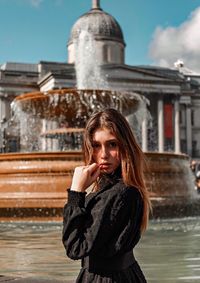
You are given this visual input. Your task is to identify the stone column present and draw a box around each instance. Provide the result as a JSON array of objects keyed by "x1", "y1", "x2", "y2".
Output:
[
  {"x1": 174, "y1": 99, "x2": 180, "y2": 153},
  {"x1": 41, "y1": 120, "x2": 60, "y2": 151},
  {"x1": 186, "y1": 105, "x2": 192, "y2": 156},
  {"x1": 0, "y1": 97, "x2": 8, "y2": 122},
  {"x1": 41, "y1": 119, "x2": 48, "y2": 151},
  {"x1": 0, "y1": 97, "x2": 10, "y2": 150},
  {"x1": 158, "y1": 98, "x2": 164, "y2": 152},
  {"x1": 51, "y1": 120, "x2": 59, "y2": 151},
  {"x1": 142, "y1": 115, "x2": 148, "y2": 152}
]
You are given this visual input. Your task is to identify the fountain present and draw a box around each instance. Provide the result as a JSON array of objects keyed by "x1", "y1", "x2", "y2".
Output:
[
  {"x1": 0, "y1": 85, "x2": 143, "y2": 221},
  {"x1": 0, "y1": 7, "x2": 199, "y2": 222}
]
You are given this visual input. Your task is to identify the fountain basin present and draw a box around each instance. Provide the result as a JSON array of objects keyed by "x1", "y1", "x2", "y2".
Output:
[
  {"x1": 12, "y1": 88, "x2": 141, "y2": 119},
  {"x1": 0, "y1": 151, "x2": 198, "y2": 221}
]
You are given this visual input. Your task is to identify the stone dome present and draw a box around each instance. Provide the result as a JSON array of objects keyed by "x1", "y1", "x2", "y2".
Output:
[{"x1": 68, "y1": 3, "x2": 125, "y2": 46}]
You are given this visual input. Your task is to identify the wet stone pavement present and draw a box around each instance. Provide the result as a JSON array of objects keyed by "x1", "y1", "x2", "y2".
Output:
[{"x1": 0, "y1": 276, "x2": 74, "y2": 283}]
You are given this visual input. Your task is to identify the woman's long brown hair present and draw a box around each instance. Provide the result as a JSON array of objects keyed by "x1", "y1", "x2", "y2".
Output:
[{"x1": 83, "y1": 108, "x2": 151, "y2": 232}]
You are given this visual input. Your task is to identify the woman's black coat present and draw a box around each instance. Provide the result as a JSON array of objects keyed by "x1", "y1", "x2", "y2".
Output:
[{"x1": 62, "y1": 170, "x2": 147, "y2": 282}]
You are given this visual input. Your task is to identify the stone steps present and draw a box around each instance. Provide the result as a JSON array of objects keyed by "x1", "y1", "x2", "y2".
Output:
[{"x1": 0, "y1": 192, "x2": 66, "y2": 208}]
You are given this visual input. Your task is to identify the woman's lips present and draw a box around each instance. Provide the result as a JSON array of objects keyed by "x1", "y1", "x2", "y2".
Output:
[{"x1": 100, "y1": 163, "x2": 110, "y2": 169}]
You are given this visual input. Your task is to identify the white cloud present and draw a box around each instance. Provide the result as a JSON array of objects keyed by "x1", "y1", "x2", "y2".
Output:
[{"x1": 149, "y1": 7, "x2": 200, "y2": 72}]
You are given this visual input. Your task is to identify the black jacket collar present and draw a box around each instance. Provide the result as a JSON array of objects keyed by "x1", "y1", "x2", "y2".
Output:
[{"x1": 99, "y1": 166, "x2": 122, "y2": 191}]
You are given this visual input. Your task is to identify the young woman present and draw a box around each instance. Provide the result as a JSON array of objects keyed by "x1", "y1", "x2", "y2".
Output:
[{"x1": 62, "y1": 108, "x2": 151, "y2": 282}]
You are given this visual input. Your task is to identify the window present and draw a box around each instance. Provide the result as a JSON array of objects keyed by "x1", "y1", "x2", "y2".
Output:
[{"x1": 103, "y1": 45, "x2": 108, "y2": 63}]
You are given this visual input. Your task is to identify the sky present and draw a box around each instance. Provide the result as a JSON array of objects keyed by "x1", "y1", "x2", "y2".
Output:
[{"x1": 1, "y1": 0, "x2": 200, "y2": 72}]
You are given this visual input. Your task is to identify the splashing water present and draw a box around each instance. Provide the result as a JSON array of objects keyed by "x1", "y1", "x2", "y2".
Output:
[{"x1": 75, "y1": 30, "x2": 109, "y2": 90}]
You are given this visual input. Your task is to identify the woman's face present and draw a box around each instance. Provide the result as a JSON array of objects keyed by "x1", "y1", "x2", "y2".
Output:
[{"x1": 91, "y1": 127, "x2": 121, "y2": 174}]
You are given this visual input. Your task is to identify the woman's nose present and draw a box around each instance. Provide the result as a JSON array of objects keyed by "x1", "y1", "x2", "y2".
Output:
[{"x1": 100, "y1": 146, "x2": 108, "y2": 158}]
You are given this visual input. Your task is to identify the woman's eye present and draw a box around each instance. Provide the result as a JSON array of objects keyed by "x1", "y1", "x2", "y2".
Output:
[
  {"x1": 109, "y1": 142, "x2": 117, "y2": 148},
  {"x1": 92, "y1": 143, "x2": 100, "y2": 148}
]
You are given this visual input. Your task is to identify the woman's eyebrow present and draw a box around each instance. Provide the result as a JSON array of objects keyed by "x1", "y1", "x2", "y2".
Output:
[
  {"x1": 92, "y1": 138, "x2": 118, "y2": 142},
  {"x1": 107, "y1": 138, "x2": 118, "y2": 141},
  {"x1": 106, "y1": 139, "x2": 118, "y2": 143}
]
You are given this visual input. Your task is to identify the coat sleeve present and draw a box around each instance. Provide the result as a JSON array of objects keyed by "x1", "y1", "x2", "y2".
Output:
[{"x1": 62, "y1": 186, "x2": 143, "y2": 260}]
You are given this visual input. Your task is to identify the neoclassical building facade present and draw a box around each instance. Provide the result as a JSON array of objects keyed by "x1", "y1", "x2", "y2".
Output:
[{"x1": 0, "y1": 0, "x2": 200, "y2": 157}]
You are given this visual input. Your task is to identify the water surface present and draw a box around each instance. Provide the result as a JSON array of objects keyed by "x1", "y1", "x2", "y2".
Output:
[{"x1": 0, "y1": 218, "x2": 199, "y2": 282}]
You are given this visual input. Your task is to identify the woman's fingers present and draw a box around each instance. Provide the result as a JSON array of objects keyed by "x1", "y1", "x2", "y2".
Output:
[
  {"x1": 89, "y1": 164, "x2": 101, "y2": 180},
  {"x1": 87, "y1": 163, "x2": 99, "y2": 175},
  {"x1": 83, "y1": 163, "x2": 100, "y2": 182},
  {"x1": 71, "y1": 163, "x2": 100, "y2": 192}
]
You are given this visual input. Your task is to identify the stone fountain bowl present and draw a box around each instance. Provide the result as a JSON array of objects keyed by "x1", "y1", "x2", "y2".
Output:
[{"x1": 11, "y1": 88, "x2": 142, "y2": 119}]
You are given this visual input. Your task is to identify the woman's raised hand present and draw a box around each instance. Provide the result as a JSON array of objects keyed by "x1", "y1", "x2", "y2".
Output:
[{"x1": 70, "y1": 163, "x2": 101, "y2": 192}]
